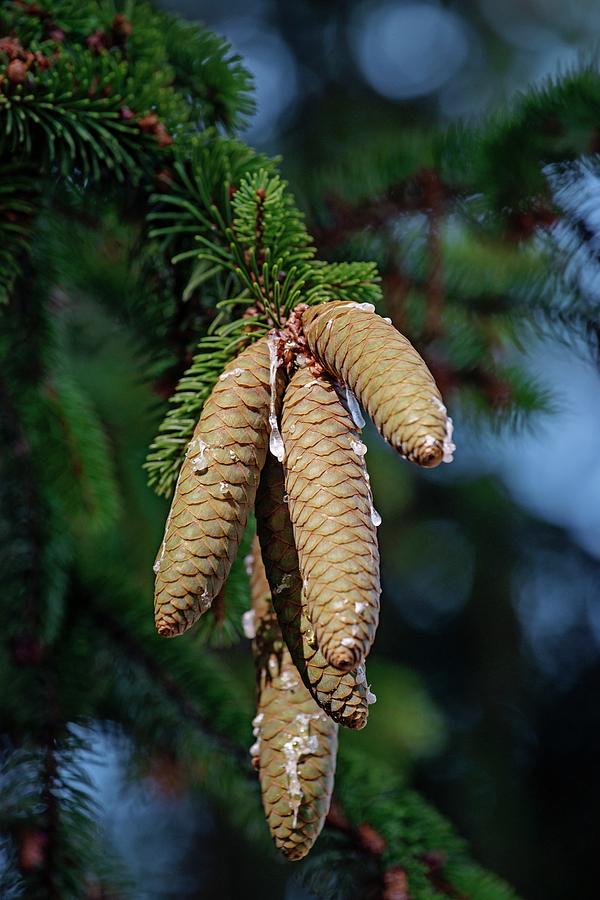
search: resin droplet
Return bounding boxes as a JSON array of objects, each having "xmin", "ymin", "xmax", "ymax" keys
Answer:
[
  {"xmin": 190, "ymin": 439, "xmax": 209, "ymax": 474},
  {"xmin": 430, "ymin": 396, "xmax": 455, "ymax": 464},
  {"xmin": 351, "ymin": 439, "xmax": 368, "ymax": 457},
  {"xmin": 219, "ymin": 367, "xmax": 246, "ymax": 381},
  {"xmin": 280, "ymin": 669, "xmax": 300, "ymax": 691},
  {"xmin": 283, "ymin": 713, "xmax": 321, "ymax": 828},
  {"xmin": 346, "ymin": 302, "xmax": 376, "ymax": 313},
  {"xmin": 267, "ymin": 334, "xmax": 285, "ymax": 462},
  {"xmin": 242, "ymin": 609, "xmax": 256, "ymax": 639},
  {"xmin": 443, "ymin": 417, "xmax": 455, "ymax": 464},
  {"xmin": 370, "ymin": 506, "xmax": 382, "ymax": 527},
  {"xmin": 345, "ymin": 386, "xmax": 365, "ymax": 429},
  {"xmin": 250, "ymin": 713, "xmax": 264, "ymax": 766}
]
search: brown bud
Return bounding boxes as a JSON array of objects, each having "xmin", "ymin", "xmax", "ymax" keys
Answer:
[
  {"xmin": 155, "ymin": 168, "xmax": 173, "ymax": 193},
  {"xmin": 356, "ymin": 822, "xmax": 386, "ymax": 856},
  {"xmin": 154, "ymin": 123, "xmax": 174, "ymax": 148},
  {"xmin": 119, "ymin": 106, "xmax": 134, "ymax": 120},
  {"xmin": 86, "ymin": 31, "xmax": 107, "ymax": 53},
  {"xmin": 18, "ymin": 829, "xmax": 48, "ymax": 872},
  {"xmin": 138, "ymin": 113, "xmax": 159, "ymax": 133},
  {"xmin": 47, "ymin": 27, "xmax": 65, "ymax": 42},
  {"xmin": 383, "ymin": 866, "xmax": 410, "ymax": 900},
  {"xmin": 34, "ymin": 52, "xmax": 52, "ymax": 70},
  {"xmin": 0, "ymin": 37, "xmax": 23, "ymax": 59},
  {"xmin": 7, "ymin": 59, "xmax": 28, "ymax": 83},
  {"xmin": 112, "ymin": 13, "xmax": 133, "ymax": 39}
]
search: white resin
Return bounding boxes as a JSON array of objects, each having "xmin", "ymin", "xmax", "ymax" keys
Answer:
[
  {"xmin": 219, "ymin": 367, "xmax": 246, "ymax": 381},
  {"xmin": 370, "ymin": 505, "xmax": 382, "ymax": 527},
  {"xmin": 345, "ymin": 386, "xmax": 365, "ymax": 428},
  {"xmin": 356, "ymin": 665, "xmax": 376, "ymax": 703},
  {"xmin": 283, "ymin": 713, "xmax": 321, "ymax": 828},
  {"xmin": 249, "ymin": 713, "xmax": 264, "ymax": 759},
  {"xmin": 350, "ymin": 439, "xmax": 368, "ymax": 457},
  {"xmin": 346, "ymin": 302, "xmax": 376, "ymax": 313},
  {"xmin": 190, "ymin": 438, "xmax": 209, "ymax": 473},
  {"xmin": 267, "ymin": 334, "xmax": 285, "ymax": 462},
  {"xmin": 429, "ymin": 396, "xmax": 456, "ymax": 464},
  {"xmin": 241, "ymin": 609, "xmax": 256, "ymax": 639},
  {"xmin": 443, "ymin": 417, "xmax": 456, "ymax": 464},
  {"xmin": 273, "ymin": 573, "xmax": 293, "ymax": 595},
  {"xmin": 279, "ymin": 669, "xmax": 299, "ymax": 691}
]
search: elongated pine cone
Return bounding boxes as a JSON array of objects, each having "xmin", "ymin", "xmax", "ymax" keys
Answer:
[
  {"xmin": 153, "ymin": 337, "xmax": 285, "ymax": 637},
  {"xmin": 302, "ymin": 301, "xmax": 454, "ymax": 467},
  {"xmin": 248, "ymin": 540, "xmax": 338, "ymax": 860},
  {"xmin": 256, "ymin": 454, "xmax": 371, "ymax": 729},
  {"xmin": 281, "ymin": 366, "xmax": 380, "ymax": 672}
]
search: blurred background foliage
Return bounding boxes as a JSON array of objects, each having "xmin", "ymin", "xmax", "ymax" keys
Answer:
[{"xmin": 1, "ymin": 0, "xmax": 600, "ymax": 898}]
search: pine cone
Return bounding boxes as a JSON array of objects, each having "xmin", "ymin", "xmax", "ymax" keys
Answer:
[
  {"xmin": 154, "ymin": 336, "xmax": 285, "ymax": 637},
  {"xmin": 302, "ymin": 301, "xmax": 453, "ymax": 467},
  {"xmin": 248, "ymin": 541, "xmax": 338, "ymax": 860},
  {"xmin": 255, "ymin": 454, "xmax": 371, "ymax": 729},
  {"xmin": 281, "ymin": 366, "xmax": 380, "ymax": 671}
]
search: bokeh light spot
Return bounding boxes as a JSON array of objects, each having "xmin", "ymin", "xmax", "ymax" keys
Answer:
[{"xmin": 351, "ymin": 1, "xmax": 469, "ymax": 100}]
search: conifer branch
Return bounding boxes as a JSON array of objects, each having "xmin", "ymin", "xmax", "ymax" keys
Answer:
[{"xmin": 88, "ymin": 603, "xmax": 247, "ymax": 763}]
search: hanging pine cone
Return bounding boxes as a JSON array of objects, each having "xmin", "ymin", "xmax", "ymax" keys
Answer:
[
  {"xmin": 153, "ymin": 298, "xmax": 453, "ymax": 860},
  {"xmin": 153, "ymin": 336, "xmax": 285, "ymax": 637},
  {"xmin": 255, "ymin": 454, "xmax": 371, "ymax": 729},
  {"xmin": 281, "ymin": 365, "xmax": 380, "ymax": 671},
  {"xmin": 302, "ymin": 301, "xmax": 454, "ymax": 467},
  {"xmin": 248, "ymin": 540, "xmax": 338, "ymax": 860}
]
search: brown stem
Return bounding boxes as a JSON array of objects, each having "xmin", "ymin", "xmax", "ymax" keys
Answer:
[
  {"xmin": 421, "ymin": 168, "xmax": 444, "ymax": 341},
  {"xmin": 41, "ymin": 667, "xmax": 60, "ymax": 900},
  {"xmin": 325, "ymin": 798, "xmax": 409, "ymax": 899},
  {"xmin": 382, "ymin": 255, "xmax": 410, "ymax": 334}
]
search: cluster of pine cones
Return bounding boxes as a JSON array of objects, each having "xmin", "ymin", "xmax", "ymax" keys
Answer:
[{"xmin": 153, "ymin": 300, "xmax": 454, "ymax": 859}]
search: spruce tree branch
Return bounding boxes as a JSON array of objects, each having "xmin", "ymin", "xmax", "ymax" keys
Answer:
[
  {"xmin": 325, "ymin": 798, "xmax": 467, "ymax": 900},
  {"xmin": 87, "ymin": 604, "xmax": 248, "ymax": 764}
]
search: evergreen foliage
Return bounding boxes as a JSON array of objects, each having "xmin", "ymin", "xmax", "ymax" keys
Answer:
[{"xmin": 0, "ymin": 0, "xmax": 597, "ymax": 896}]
